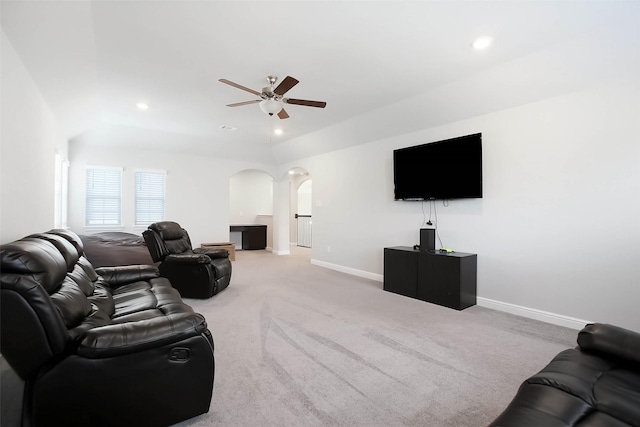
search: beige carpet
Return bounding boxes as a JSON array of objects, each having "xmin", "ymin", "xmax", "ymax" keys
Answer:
[{"xmin": 175, "ymin": 247, "xmax": 577, "ymax": 427}]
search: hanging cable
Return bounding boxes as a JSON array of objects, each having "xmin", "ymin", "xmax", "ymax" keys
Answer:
[{"xmin": 433, "ymin": 200, "xmax": 445, "ymax": 249}]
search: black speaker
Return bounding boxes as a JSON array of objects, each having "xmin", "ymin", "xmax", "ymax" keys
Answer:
[{"xmin": 420, "ymin": 228, "xmax": 435, "ymax": 251}]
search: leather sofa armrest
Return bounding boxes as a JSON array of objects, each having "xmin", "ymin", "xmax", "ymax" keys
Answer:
[
  {"xmin": 95, "ymin": 265, "xmax": 160, "ymax": 287},
  {"xmin": 164, "ymin": 253, "xmax": 211, "ymax": 264},
  {"xmin": 577, "ymin": 323, "xmax": 640, "ymax": 365},
  {"xmin": 193, "ymin": 247, "xmax": 229, "ymax": 260},
  {"xmin": 77, "ymin": 312, "xmax": 208, "ymax": 358}
]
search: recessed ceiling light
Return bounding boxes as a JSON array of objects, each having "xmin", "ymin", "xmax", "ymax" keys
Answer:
[
  {"xmin": 274, "ymin": 128, "xmax": 283, "ymax": 135},
  {"xmin": 220, "ymin": 125, "xmax": 238, "ymax": 131},
  {"xmin": 472, "ymin": 36, "xmax": 493, "ymax": 50},
  {"xmin": 136, "ymin": 102, "xmax": 149, "ymax": 110}
]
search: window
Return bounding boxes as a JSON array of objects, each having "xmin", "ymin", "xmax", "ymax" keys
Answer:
[
  {"xmin": 54, "ymin": 152, "xmax": 69, "ymax": 228},
  {"xmin": 86, "ymin": 166, "xmax": 122, "ymax": 226},
  {"xmin": 135, "ymin": 171, "xmax": 166, "ymax": 226}
]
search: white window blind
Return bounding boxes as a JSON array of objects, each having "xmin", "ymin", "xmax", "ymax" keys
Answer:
[
  {"xmin": 135, "ymin": 171, "xmax": 166, "ymax": 226},
  {"xmin": 86, "ymin": 167, "xmax": 122, "ymax": 226}
]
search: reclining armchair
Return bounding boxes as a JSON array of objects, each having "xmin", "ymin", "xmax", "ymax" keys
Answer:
[{"xmin": 143, "ymin": 221, "xmax": 232, "ymax": 298}]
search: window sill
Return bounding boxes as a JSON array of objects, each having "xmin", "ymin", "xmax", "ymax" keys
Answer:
[{"xmin": 83, "ymin": 226, "xmax": 125, "ymax": 233}]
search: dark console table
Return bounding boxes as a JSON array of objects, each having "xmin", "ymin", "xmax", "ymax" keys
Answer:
[
  {"xmin": 383, "ymin": 246, "xmax": 477, "ymax": 310},
  {"xmin": 230, "ymin": 224, "xmax": 267, "ymax": 250}
]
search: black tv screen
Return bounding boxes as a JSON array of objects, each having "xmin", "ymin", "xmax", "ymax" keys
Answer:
[{"xmin": 393, "ymin": 133, "xmax": 483, "ymax": 200}]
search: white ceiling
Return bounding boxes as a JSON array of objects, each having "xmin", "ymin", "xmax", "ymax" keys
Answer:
[{"xmin": 2, "ymin": 1, "xmax": 638, "ymax": 164}]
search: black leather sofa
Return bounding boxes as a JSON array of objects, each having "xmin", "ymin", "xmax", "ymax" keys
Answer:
[
  {"xmin": 489, "ymin": 323, "xmax": 640, "ymax": 427},
  {"xmin": 0, "ymin": 229, "xmax": 215, "ymax": 427}
]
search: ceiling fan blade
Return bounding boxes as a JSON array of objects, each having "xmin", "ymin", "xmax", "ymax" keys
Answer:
[
  {"xmin": 219, "ymin": 79, "xmax": 262, "ymax": 97},
  {"xmin": 277, "ymin": 109, "xmax": 290, "ymax": 119},
  {"xmin": 226, "ymin": 100, "xmax": 261, "ymax": 107},
  {"xmin": 274, "ymin": 76, "xmax": 299, "ymax": 96},
  {"xmin": 284, "ymin": 98, "xmax": 327, "ymax": 108}
]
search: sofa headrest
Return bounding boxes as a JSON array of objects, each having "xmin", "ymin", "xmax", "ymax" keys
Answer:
[
  {"xmin": 0, "ymin": 238, "xmax": 67, "ymax": 293},
  {"xmin": 46, "ymin": 229, "xmax": 85, "ymax": 256},
  {"xmin": 578, "ymin": 323, "xmax": 640, "ymax": 366},
  {"xmin": 28, "ymin": 233, "xmax": 80, "ymax": 272},
  {"xmin": 149, "ymin": 221, "xmax": 185, "ymax": 241}
]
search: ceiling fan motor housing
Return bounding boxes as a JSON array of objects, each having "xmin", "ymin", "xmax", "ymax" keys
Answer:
[{"xmin": 261, "ymin": 87, "xmax": 278, "ymax": 100}]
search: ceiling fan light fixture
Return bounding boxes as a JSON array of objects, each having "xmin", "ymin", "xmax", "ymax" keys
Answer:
[{"xmin": 259, "ymin": 99, "xmax": 283, "ymax": 116}]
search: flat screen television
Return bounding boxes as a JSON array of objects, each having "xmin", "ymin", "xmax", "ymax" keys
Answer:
[{"xmin": 393, "ymin": 133, "xmax": 483, "ymax": 200}]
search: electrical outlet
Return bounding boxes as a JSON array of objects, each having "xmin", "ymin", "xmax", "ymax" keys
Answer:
[{"xmin": 327, "ymin": 246, "xmax": 331, "ymax": 253}]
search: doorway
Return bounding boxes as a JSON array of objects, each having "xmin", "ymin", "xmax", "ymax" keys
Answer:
[
  {"xmin": 296, "ymin": 179, "xmax": 312, "ymax": 248},
  {"xmin": 229, "ymin": 169, "xmax": 274, "ymax": 251}
]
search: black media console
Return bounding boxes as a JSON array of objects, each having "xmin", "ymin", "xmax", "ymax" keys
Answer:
[
  {"xmin": 383, "ymin": 246, "xmax": 477, "ymax": 310},
  {"xmin": 230, "ymin": 224, "xmax": 267, "ymax": 250}
]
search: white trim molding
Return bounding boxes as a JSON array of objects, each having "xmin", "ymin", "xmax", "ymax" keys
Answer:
[
  {"xmin": 310, "ymin": 259, "xmax": 383, "ymax": 282},
  {"xmin": 476, "ymin": 297, "xmax": 590, "ymax": 330}
]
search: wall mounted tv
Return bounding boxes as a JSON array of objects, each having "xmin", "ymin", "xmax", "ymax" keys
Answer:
[{"xmin": 393, "ymin": 133, "xmax": 483, "ymax": 200}]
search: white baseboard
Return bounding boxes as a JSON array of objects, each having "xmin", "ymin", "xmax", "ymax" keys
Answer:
[
  {"xmin": 476, "ymin": 297, "xmax": 590, "ymax": 330},
  {"xmin": 310, "ymin": 259, "xmax": 589, "ymax": 330},
  {"xmin": 310, "ymin": 259, "xmax": 383, "ymax": 282},
  {"xmin": 273, "ymin": 249, "xmax": 291, "ymax": 255}
]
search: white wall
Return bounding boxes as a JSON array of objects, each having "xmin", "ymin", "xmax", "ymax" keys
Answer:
[
  {"xmin": 68, "ymin": 140, "xmax": 276, "ymax": 247},
  {"xmin": 285, "ymin": 80, "xmax": 640, "ymax": 332},
  {"xmin": 0, "ymin": 30, "xmax": 67, "ymax": 243},
  {"xmin": 228, "ymin": 170, "xmax": 273, "ymax": 224}
]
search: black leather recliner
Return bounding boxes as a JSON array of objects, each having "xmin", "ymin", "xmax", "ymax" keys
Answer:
[
  {"xmin": 0, "ymin": 229, "xmax": 215, "ymax": 427},
  {"xmin": 143, "ymin": 221, "xmax": 232, "ymax": 298}
]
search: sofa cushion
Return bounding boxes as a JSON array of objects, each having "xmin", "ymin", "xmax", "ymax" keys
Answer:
[
  {"xmin": 67, "ymin": 263, "xmax": 96, "ymax": 296},
  {"xmin": 593, "ymin": 367, "xmax": 640, "ymax": 426},
  {"xmin": 88, "ymin": 282, "xmax": 115, "ymax": 316},
  {"xmin": 49, "ymin": 277, "xmax": 92, "ymax": 328},
  {"xmin": 526, "ymin": 348, "xmax": 614, "ymax": 406},
  {"xmin": 68, "ymin": 305, "xmax": 112, "ymax": 340},
  {"xmin": 110, "ymin": 277, "xmax": 186, "ymax": 318}
]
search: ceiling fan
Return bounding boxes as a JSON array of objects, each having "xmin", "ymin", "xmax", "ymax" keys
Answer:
[{"xmin": 219, "ymin": 75, "xmax": 326, "ymax": 119}]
